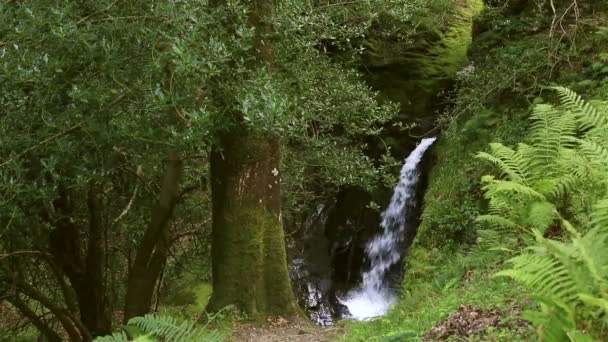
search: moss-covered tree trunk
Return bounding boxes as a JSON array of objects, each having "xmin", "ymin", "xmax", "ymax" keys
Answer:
[{"xmin": 206, "ymin": 0, "xmax": 298, "ymax": 318}]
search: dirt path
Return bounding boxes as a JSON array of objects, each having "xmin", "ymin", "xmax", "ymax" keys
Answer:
[{"xmin": 231, "ymin": 316, "xmax": 344, "ymax": 342}]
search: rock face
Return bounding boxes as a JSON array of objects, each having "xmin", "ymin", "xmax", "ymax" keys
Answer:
[
  {"xmin": 288, "ymin": 150, "xmax": 434, "ymax": 324},
  {"xmin": 288, "ymin": 189, "xmax": 380, "ymax": 325}
]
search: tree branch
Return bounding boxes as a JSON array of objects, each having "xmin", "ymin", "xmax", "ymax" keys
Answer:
[
  {"xmin": 0, "ymin": 251, "xmax": 51, "ymax": 263},
  {"xmin": 7, "ymin": 296, "xmax": 63, "ymax": 342},
  {"xmin": 112, "ymin": 167, "xmax": 141, "ymax": 226},
  {"xmin": 8, "ymin": 278, "xmax": 86, "ymax": 341},
  {"xmin": 0, "ymin": 121, "xmax": 84, "ymax": 169}
]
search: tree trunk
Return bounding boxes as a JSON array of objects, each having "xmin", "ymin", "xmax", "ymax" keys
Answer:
[
  {"xmin": 81, "ymin": 184, "xmax": 111, "ymax": 336},
  {"xmin": 207, "ymin": 130, "xmax": 298, "ymax": 317},
  {"xmin": 48, "ymin": 185, "xmax": 110, "ymax": 338},
  {"xmin": 123, "ymin": 152, "xmax": 182, "ymax": 322},
  {"xmin": 207, "ymin": 0, "xmax": 297, "ymax": 318}
]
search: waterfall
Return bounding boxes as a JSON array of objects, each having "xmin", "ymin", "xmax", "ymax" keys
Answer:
[{"xmin": 340, "ymin": 137, "xmax": 437, "ymax": 320}]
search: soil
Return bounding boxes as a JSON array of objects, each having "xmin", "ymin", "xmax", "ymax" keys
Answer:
[
  {"xmin": 231, "ymin": 316, "xmax": 343, "ymax": 342},
  {"xmin": 422, "ymin": 304, "xmax": 531, "ymax": 341}
]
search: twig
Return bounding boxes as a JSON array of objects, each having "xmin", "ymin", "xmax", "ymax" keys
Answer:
[
  {"xmin": 549, "ymin": 0, "xmax": 558, "ymax": 39},
  {"xmin": 0, "ymin": 208, "xmax": 16, "ymax": 241},
  {"xmin": 0, "ymin": 251, "xmax": 51, "ymax": 263},
  {"xmin": 313, "ymin": 0, "xmax": 370, "ymax": 11},
  {"xmin": 76, "ymin": 0, "xmax": 119, "ymax": 24},
  {"xmin": 0, "ymin": 121, "xmax": 84, "ymax": 169},
  {"xmin": 112, "ymin": 166, "xmax": 142, "ymax": 226}
]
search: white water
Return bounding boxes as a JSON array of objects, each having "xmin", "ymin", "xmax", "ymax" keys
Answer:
[{"xmin": 340, "ymin": 137, "xmax": 437, "ymax": 320}]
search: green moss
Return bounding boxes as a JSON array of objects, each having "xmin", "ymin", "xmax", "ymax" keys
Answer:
[
  {"xmin": 207, "ymin": 202, "xmax": 298, "ymax": 319},
  {"xmin": 420, "ymin": 0, "xmax": 484, "ymax": 80}
]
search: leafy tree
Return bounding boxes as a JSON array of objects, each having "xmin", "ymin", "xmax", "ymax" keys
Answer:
[
  {"xmin": 0, "ymin": 0, "xmax": 250, "ymax": 337},
  {"xmin": 204, "ymin": 0, "xmax": 299, "ymax": 317},
  {"xmin": 0, "ymin": 0, "xmax": 407, "ymax": 338}
]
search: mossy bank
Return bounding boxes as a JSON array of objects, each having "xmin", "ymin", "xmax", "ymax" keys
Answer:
[{"xmin": 342, "ymin": 1, "xmax": 608, "ymax": 341}]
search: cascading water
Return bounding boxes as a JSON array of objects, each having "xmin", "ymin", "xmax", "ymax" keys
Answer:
[{"xmin": 340, "ymin": 137, "xmax": 437, "ymax": 320}]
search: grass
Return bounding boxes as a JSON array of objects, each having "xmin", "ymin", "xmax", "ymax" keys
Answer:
[{"xmin": 339, "ymin": 245, "xmax": 534, "ymax": 341}]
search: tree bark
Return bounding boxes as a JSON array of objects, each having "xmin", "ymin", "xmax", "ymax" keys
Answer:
[
  {"xmin": 48, "ymin": 185, "xmax": 110, "ymax": 338},
  {"xmin": 207, "ymin": 132, "xmax": 298, "ymax": 317},
  {"xmin": 82, "ymin": 184, "xmax": 111, "ymax": 336},
  {"xmin": 123, "ymin": 151, "xmax": 182, "ymax": 322},
  {"xmin": 206, "ymin": 0, "xmax": 298, "ymax": 318}
]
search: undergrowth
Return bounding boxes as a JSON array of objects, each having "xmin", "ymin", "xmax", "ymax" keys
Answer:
[
  {"xmin": 342, "ymin": 1, "xmax": 608, "ymax": 341},
  {"xmin": 340, "ymin": 244, "xmax": 533, "ymax": 341}
]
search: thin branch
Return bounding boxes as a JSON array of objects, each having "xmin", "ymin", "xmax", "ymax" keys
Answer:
[
  {"xmin": 0, "ymin": 121, "xmax": 84, "ymax": 169},
  {"xmin": 76, "ymin": 0, "xmax": 119, "ymax": 24},
  {"xmin": 549, "ymin": 0, "xmax": 558, "ymax": 39},
  {"xmin": 112, "ymin": 166, "xmax": 142, "ymax": 226},
  {"xmin": 0, "ymin": 251, "xmax": 51, "ymax": 263},
  {"xmin": 0, "ymin": 208, "xmax": 17, "ymax": 241},
  {"xmin": 7, "ymin": 296, "xmax": 62, "ymax": 342},
  {"xmin": 313, "ymin": 0, "xmax": 370, "ymax": 11},
  {"xmin": 8, "ymin": 278, "xmax": 86, "ymax": 341}
]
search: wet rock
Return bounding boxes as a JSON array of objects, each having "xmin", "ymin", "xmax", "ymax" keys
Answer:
[{"xmin": 288, "ymin": 189, "xmax": 382, "ymax": 325}]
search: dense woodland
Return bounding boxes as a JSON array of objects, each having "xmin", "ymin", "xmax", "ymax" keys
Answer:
[{"xmin": 1, "ymin": 0, "xmax": 608, "ymax": 341}]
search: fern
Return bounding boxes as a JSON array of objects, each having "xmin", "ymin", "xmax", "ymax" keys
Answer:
[
  {"xmin": 552, "ymin": 86, "xmax": 607, "ymax": 130},
  {"xmin": 529, "ymin": 102, "xmax": 578, "ymax": 171},
  {"xmin": 576, "ymin": 139, "xmax": 608, "ymax": 174},
  {"xmin": 591, "ymin": 199, "xmax": 608, "ymax": 227},
  {"xmin": 94, "ymin": 332, "xmax": 130, "ymax": 342},
  {"xmin": 129, "ymin": 314, "xmax": 223, "ymax": 342},
  {"xmin": 479, "ymin": 87, "xmax": 608, "ymax": 340},
  {"xmin": 476, "ymin": 143, "xmax": 530, "ymax": 183},
  {"xmin": 476, "ymin": 214, "xmax": 520, "ymax": 230},
  {"xmin": 93, "ymin": 314, "xmax": 223, "ymax": 342}
]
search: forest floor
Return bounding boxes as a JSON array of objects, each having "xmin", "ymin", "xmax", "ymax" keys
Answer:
[{"xmin": 231, "ymin": 316, "xmax": 344, "ymax": 342}]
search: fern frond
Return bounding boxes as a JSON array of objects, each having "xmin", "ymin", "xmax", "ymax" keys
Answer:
[
  {"xmin": 576, "ymin": 138, "xmax": 608, "ymax": 171},
  {"xmin": 486, "ymin": 196, "xmax": 513, "ymax": 216},
  {"xmin": 524, "ymin": 201, "xmax": 556, "ymax": 231},
  {"xmin": 476, "ymin": 214, "xmax": 519, "ymax": 229},
  {"xmin": 497, "ymin": 253, "xmax": 579, "ymax": 304},
  {"xmin": 93, "ymin": 332, "xmax": 130, "ymax": 342},
  {"xmin": 591, "ymin": 199, "xmax": 608, "ymax": 228},
  {"xmin": 483, "ymin": 179, "xmax": 546, "ymax": 200},
  {"xmin": 544, "ymin": 174, "xmax": 581, "ymax": 200},
  {"xmin": 574, "ymin": 227, "xmax": 608, "ymax": 295},
  {"xmin": 479, "ymin": 87, "xmax": 608, "ymax": 341},
  {"xmin": 579, "ymin": 294, "xmax": 608, "ymax": 313},
  {"xmin": 529, "ymin": 103, "xmax": 578, "ymax": 171},
  {"xmin": 128, "ymin": 314, "xmax": 223, "ymax": 342},
  {"xmin": 476, "ymin": 143, "xmax": 529, "ymax": 183},
  {"xmin": 523, "ymin": 296, "xmax": 575, "ymax": 342},
  {"xmin": 552, "ymin": 86, "xmax": 607, "ymax": 130}
]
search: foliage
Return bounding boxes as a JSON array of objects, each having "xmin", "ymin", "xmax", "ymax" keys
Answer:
[
  {"xmin": 477, "ymin": 87, "xmax": 608, "ymax": 340},
  {"xmin": 94, "ymin": 314, "xmax": 222, "ymax": 342},
  {"xmin": 0, "ymin": 0, "xmax": 415, "ymax": 337},
  {"xmin": 347, "ymin": 4, "xmax": 608, "ymax": 342}
]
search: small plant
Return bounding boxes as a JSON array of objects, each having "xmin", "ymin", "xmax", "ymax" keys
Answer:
[{"xmin": 94, "ymin": 314, "xmax": 223, "ymax": 342}]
